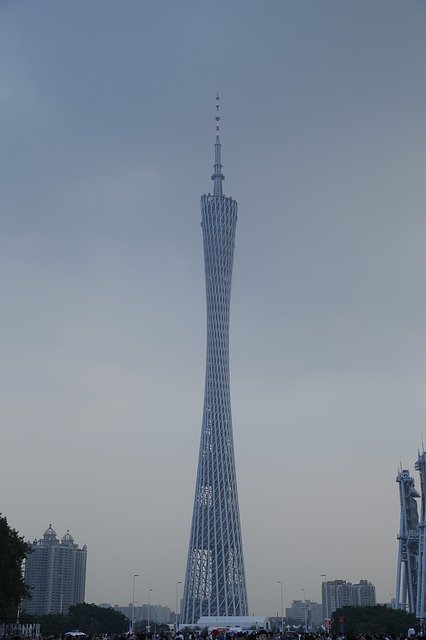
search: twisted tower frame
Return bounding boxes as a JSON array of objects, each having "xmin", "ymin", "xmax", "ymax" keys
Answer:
[{"xmin": 181, "ymin": 98, "xmax": 248, "ymax": 624}]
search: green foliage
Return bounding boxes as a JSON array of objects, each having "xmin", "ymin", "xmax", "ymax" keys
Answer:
[
  {"xmin": 21, "ymin": 602, "xmax": 129, "ymax": 636},
  {"xmin": 0, "ymin": 514, "xmax": 31, "ymax": 618},
  {"xmin": 331, "ymin": 605, "xmax": 417, "ymax": 635},
  {"xmin": 20, "ymin": 603, "xmax": 129, "ymax": 635},
  {"xmin": 28, "ymin": 613, "xmax": 70, "ymax": 636},
  {"xmin": 69, "ymin": 603, "xmax": 129, "ymax": 634}
]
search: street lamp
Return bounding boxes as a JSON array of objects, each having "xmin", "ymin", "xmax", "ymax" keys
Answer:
[
  {"xmin": 147, "ymin": 588, "xmax": 153, "ymax": 634},
  {"xmin": 132, "ymin": 574, "xmax": 139, "ymax": 634},
  {"xmin": 277, "ymin": 581, "xmax": 284, "ymax": 634},
  {"xmin": 321, "ymin": 574, "xmax": 329, "ymax": 633},
  {"xmin": 175, "ymin": 581, "xmax": 182, "ymax": 633},
  {"xmin": 301, "ymin": 589, "xmax": 307, "ymax": 631}
]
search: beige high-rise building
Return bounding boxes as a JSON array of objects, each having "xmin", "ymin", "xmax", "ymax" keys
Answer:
[
  {"xmin": 23, "ymin": 525, "xmax": 87, "ymax": 615},
  {"xmin": 322, "ymin": 579, "xmax": 376, "ymax": 619}
]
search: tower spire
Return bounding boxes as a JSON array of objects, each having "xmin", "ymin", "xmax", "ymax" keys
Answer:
[{"xmin": 211, "ymin": 93, "xmax": 225, "ymax": 196}]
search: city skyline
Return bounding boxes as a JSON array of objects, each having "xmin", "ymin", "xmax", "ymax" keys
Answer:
[{"xmin": 1, "ymin": 0, "xmax": 426, "ymax": 615}]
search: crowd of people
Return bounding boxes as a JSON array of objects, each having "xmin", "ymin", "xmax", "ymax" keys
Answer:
[
  {"xmin": 2, "ymin": 632, "xmax": 422, "ymax": 640},
  {"xmin": 1, "ymin": 627, "xmax": 423, "ymax": 640}
]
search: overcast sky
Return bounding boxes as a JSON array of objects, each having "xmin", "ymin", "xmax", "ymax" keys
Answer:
[{"xmin": 1, "ymin": 0, "xmax": 426, "ymax": 617}]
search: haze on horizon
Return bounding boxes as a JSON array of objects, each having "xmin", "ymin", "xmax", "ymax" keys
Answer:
[{"xmin": 1, "ymin": 0, "xmax": 426, "ymax": 616}]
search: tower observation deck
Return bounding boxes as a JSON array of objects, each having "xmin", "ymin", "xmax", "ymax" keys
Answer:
[{"xmin": 181, "ymin": 97, "xmax": 249, "ymax": 624}]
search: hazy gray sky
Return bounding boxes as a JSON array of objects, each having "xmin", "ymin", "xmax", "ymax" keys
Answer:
[{"xmin": 1, "ymin": 0, "xmax": 426, "ymax": 617}]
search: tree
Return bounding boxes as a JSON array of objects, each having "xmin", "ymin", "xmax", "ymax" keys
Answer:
[
  {"xmin": 0, "ymin": 514, "xmax": 31, "ymax": 619},
  {"xmin": 33, "ymin": 613, "xmax": 71, "ymax": 636},
  {"xmin": 69, "ymin": 603, "xmax": 129, "ymax": 634},
  {"xmin": 331, "ymin": 605, "xmax": 417, "ymax": 636}
]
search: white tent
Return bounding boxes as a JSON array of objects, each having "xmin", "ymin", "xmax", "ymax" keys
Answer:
[{"xmin": 197, "ymin": 617, "xmax": 271, "ymax": 631}]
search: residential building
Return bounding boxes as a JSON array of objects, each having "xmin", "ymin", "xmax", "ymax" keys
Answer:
[
  {"xmin": 23, "ymin": 525, "xmax": 87, "ymax": 615},
  {"xmin": 322, "ymin": 579, "xmax": 376, "ymax": 618}
]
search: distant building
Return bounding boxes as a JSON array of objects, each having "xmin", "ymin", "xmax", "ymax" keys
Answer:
[
  {"xmin": 285, "ymin": 600, "xmax": 323, "ymax": 628},
  {"xmin": 23, "ymin": 525, "xmax": 87, "ymax": 615},
  {"xmin": 352, "ymin": 580, "xmax": 377, "ymax": 607},
  {"xmin": 322, "ymin": 579, "xmax": 376, "ymax": 618},
  {"xmin": 100, "ymin": 604, "xmax": 171, "ymax": 625}
]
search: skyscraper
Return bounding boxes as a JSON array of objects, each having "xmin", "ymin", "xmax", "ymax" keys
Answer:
[
  {"xmin": 23, "ymin": 525, "xmax": 87, "ymax": 615},
  {"xmin": 321, "ymin": 579, "xmax": 376, "ymax": 618},
  {"xmin": 181, "ymin": 98, "xmax": 248, "ymax": 624}
]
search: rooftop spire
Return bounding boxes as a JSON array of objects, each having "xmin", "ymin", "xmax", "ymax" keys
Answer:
[{"xmin": 211, "ymin": 93, "xmax": 225, "ymax": 196}]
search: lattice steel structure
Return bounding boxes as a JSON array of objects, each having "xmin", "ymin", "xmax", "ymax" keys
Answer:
[
  {"xmin": 181, "ymin": 98, "xmax": 248, "ymax": 624},
  {"xmin": 415, "ymin": 451, "xmax": 426, "ymax": 622},
  {"xmin": 395, "ymin": 468, "xmax": 420, "ymax": 613}
]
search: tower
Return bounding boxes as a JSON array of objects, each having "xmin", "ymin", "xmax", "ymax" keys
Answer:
[
  {"xmin": 395, "ymin": 469, "xmax": 420, "ymax": 613},
  {"xmin": 415, "ymin": 450, "xmax": 426, "ymax": 621},
  {"xmin": 181, "ymin": 97, "xmax": 248, "ymax": 624}
]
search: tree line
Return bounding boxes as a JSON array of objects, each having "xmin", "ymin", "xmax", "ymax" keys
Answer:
[
  {"xmin": 19, "ymin": 603, "xmax": 129, "ymax": 635},
  {"xmin": 331, "ymin": 606, "xmax": 417, "ymax": 635}
]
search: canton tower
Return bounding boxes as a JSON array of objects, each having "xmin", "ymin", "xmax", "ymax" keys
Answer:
[{"xmin": 181, "ymin": 97, "xmax": 248, "ymax": 624}]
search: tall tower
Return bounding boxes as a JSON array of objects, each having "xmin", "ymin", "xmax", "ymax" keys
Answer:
[
  {"xmin": 395, "ymin": 469, "xmax": 420, "ymax": 613},
  {"xmin": 181, "ymin": 97, "xmax": 248, "ymax": 624},
  {"xmin": 416, "ymin": 450, "xmax": 426, "ymax": 622}
]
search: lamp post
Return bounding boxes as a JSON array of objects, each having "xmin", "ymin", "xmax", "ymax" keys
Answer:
[
  {"xmin": 132, "ymin": 574, "xmax": 140, "ymax": 633},
  {"xmin": 132, "ymin": 574, "xmax": 139, "ymax": 634},
  {"xmin": 175, "ymin": 581, "xmax": 182, "ymax": 633},
  {"xmin": 147, "ymin": 588, "xmax": 153, "ymax": 633},
  {"xmin": 321, "ymin": 574, "xmax": 329, "ymax": 633},
  {"xmin": 301, "ymin": 588, "xmax": 307, "ymax": 631},
  {"xmin": 277, "ymin": 581, "xmax": 284, "ymax": 634}
]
